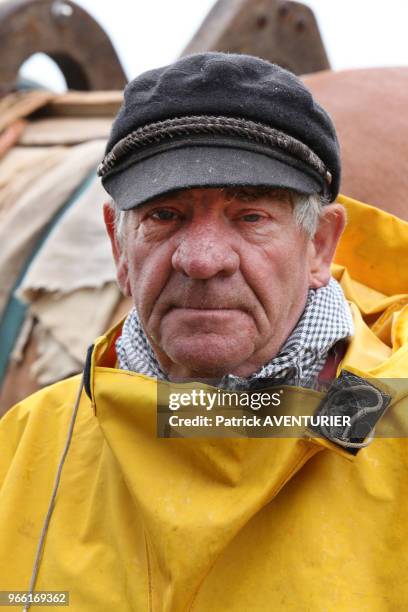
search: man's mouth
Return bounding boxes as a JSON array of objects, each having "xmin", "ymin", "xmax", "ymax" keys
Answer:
[
  {"xmin": 162, "ymin": 307, "xmax": 252, "ymax": 329},
  {"xmin": 166, "ymin": 306, "xmax": 248, "ymax": 315}
]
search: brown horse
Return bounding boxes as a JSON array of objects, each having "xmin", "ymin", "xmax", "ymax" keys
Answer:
[
  {"xmin": 1, "ymin": 67, "xmax": 407, "ymax": 414},
  {"xmin": 303, "ymin": 67, "xmax": 408, "ymax": 221}
]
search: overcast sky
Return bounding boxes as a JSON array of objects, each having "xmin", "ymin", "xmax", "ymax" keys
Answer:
[{"xmin": 21, "ymin": 0, "xmax": 408, "ymax": 89}]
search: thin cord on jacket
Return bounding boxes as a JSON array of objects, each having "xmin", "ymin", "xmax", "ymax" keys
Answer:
[{"xmin": 22, "ymin": 376, "xmax": 85, "ymax": 612}]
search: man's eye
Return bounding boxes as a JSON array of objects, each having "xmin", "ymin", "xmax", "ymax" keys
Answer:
[
  {"xmin": 241, "ymin": 213, "xmax": 263, "ymax": 222},
  {"xmin": 150, "ymin": 209, "xmax": 179, "ymax": 221}
]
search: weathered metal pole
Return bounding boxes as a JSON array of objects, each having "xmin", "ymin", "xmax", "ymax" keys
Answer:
[
  {"xmin": 181, "ymin": 0, "xmax": 330, "ymax": 75},
  {"xmin": 0, "ymin": 0, "xmax": 127, "ymax": 94}
]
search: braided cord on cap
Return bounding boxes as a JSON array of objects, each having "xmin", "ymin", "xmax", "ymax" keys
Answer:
[{"xmin": 98, "ymin": 115, "xmax": 332, "ymax": 187}]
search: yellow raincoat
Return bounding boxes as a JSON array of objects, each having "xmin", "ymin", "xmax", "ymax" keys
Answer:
[{"xmin": 0, "ymin": 195, "xmax": 407, "ymax": 611}]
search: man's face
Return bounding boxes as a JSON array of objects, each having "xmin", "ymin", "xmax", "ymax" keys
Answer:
[{"xmin": 106, "ymin": 187, "xmax": 342, "ymax": 379}]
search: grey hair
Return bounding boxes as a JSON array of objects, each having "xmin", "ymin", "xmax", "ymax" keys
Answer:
[
  {"xmin": 109, "ymin": 190, "xmax": 327, "ymax": 245},
  {"xmin": 109, "ymin": 199, "xmax": 127, "ymax": 247},
  {"xmin": 292, "ymin": 192, "xmax": 327, "ymax": 237}
]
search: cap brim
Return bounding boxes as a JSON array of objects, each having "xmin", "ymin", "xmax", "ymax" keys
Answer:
[{"xmin": 102, "ymin": 145, "xmax": 323, "ymax": 210}]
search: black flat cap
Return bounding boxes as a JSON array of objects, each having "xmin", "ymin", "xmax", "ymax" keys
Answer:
[{"xmin": 98, "ymin": 52, "xmax": 341, "ymax": 208}]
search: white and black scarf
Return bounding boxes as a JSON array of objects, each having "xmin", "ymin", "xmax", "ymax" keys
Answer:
[{"xmin": 116, "ymin": 277, "xmax": 354, "ymax": 389}]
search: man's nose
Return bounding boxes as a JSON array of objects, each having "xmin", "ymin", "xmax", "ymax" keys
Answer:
[{"xmin": 171, "ymin": 222, "xmax": 240, "ymax": 279}]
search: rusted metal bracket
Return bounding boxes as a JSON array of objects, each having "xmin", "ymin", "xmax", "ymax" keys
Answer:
[
  {"xmin": 181, "ymin": 0, "xmax": 330, "ymax": 75},
  {"xmin": 0, "ymin": 0, "xmax": 127, "ymax": 94}
]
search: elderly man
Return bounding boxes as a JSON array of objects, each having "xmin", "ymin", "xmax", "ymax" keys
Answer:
[
  {"xmin": 100, "ymin": 52, "xmax": 351, "ymax": 389},
  {"xmin": 1, "ymin": 53, "xmax": 407, "ymax": 611}
]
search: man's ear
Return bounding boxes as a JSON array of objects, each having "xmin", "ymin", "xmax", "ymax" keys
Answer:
[
  {"xmin": 308, "ymin": 203, "xmax": 346, "ymax": 289},
  {"xmin": 103, "ymin": 202, "xmax": 131, "ymax": 296}
]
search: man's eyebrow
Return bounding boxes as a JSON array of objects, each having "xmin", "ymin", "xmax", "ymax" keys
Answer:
[
  {"xmin": 141, "ymin": 189, "xmax": 190, "ymax": 208},
  {"xmin": 134, "ymin": 193, "xmax": 179, "ymax": 214},
  {"xmin": 224, "ymin": 186, "xmax": 293, "ymax": 203}
]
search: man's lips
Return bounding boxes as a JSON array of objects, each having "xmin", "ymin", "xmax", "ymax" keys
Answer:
[
  {"xmin": 162, "ymin": 307, "xmax": 252, "ymax": 327},
  {"xmin": 165, "ymin": 307, "xmax": 248, "ymax": 315}
]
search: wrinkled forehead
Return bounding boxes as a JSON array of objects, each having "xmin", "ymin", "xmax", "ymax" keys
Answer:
[{"xmin": 130, "ymin": 185, "xmax": 295, "ymax": 212}]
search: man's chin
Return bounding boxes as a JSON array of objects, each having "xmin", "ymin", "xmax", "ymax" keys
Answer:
[{"xmin": 161, "ymin": 333, "xmax": 254, "ymax": 378}]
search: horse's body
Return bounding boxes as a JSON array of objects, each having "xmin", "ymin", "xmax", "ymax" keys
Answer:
[
  {"xmin": 303, "ymin": 67, "xmax": 408, "ymax": 221},
  {"xmin": 1, "ymin": 67, "xmax": 407, "ymax": 414}
]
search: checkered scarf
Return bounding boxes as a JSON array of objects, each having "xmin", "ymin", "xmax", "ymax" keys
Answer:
[{"xmin": 116, "ymin": 277, "xmax": 354, "ymax": 389}]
